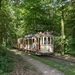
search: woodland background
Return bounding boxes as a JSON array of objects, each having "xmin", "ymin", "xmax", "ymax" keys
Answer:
[{"xmin": 0, "ymin": 0, "xmax": 75, "ymax": 55}]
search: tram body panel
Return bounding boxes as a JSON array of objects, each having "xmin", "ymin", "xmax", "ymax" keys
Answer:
[
  {"xmin": 39, "ymin": 45, "xmax": 54, "ymax": 53},
  {"xmin": 40, "ymin": 45, "xmax": 47, "ymax": 53}
]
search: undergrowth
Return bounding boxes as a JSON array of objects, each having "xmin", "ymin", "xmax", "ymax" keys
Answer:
[{"xmin": 0, "ymin": 45, "xmax": 15, "ymax": 75}]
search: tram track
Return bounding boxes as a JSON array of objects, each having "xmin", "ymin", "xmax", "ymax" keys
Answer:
[
  {"xmin": 51, "ymin": 55, "xmax": 75, "ymax": 63},
  {"xmin": 38, "ymin": 55, "xmax": 75, "ymax": 71},
  {"xmin": 13, "ymin": 48, "xmax": 75, "ymax": 63},
  {"xmin": 39, "ymin": 54, "xmax": 75, "ymax": 63}
]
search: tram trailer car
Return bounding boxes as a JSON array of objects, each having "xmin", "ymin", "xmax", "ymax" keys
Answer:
[
  {"xmin": 12, "ymin": 31, "xmax": 54, "ymax": 55},
  {"xmin": 12, "ymin": 38, "xmax": 24, "ymax": 49}
]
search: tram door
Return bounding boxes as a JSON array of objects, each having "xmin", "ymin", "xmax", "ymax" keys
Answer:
[
  {"xmin": 36, "ymin": 38, "xmax": 40, "ymax": 50},
  {"xmin": 48, "ymin": 37, "xmax": 54, "ymax": 53},
  {"xmin": 44, "ymin": 37, "xmax": 50, "ymax": 52},
  {"xmin": 40, "ymin": 37, "xmax": 47, "ymax": 53}
]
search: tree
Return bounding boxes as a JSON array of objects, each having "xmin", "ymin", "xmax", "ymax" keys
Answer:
[{"xmin": 0, "ymin": 0, "xmax": 2, "ymax": 44}]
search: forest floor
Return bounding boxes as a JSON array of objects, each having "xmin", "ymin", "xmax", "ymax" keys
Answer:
[{"xmin": 9, "ymin": 53, "xmax": 42, "ymax": 75}]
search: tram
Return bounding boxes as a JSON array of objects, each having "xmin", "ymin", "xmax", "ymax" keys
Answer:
[{"xmin": 12, "ymin": 31, "xmax": 54, "ymax": 55}]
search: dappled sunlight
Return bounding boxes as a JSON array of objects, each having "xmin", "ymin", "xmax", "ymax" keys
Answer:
[
  {"xmin": 15, "ymin": 51, "xmax": 22, "ymax": 54},
  {"xmin": 70, "ymin": 63, "xmax": 74, "ymax": 66},
  {"xmin": 10, "ymin": 49, "xmax": 22, "ymax": 54},
  {"xmin": 10, "ymin": 49, "xmax": 17, "ymax": 51},
  {"xmin": 65, "ymin": 56, "xmax": 70, "ymax": 59},
  {"xmin": 43, "ymin": 69, "xmax": 64, "ymax": 75},
  {"xmin": 29, "ymin": 58, "xmax": 33, "ymax": 60},
  {"xmin": 44, "ymin": 71, "xmax": 48, "ymax": 74},
  {"xmin": 58, "ymin": 64, "xmax": 75, "ymax": 75},
  {"xmin": 69, "ymin": 69, "xmax": 75, "ymax": 75},
  {"xmin": 28, "ymin": 53, "xmax": 31, "ymax": 55}
]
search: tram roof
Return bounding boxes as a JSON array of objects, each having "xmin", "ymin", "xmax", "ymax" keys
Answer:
[
  {"xmin": 34, "ymin": 33, "xmax": 53, "ymax": 37},
  {"xmin": 24, "ymin": 31, "xmax": 53, "ymax": 38},
  {"xmin": 24, "ymin": 34, "xmax": 34, "ymax": 38}
]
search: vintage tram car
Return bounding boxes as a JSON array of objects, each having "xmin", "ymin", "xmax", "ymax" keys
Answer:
[{"xmin": 12, "ymin": 31, "xmax": 54, "ymax": 55}]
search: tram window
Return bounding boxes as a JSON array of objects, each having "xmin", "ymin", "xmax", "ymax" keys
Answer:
[
  {"xmin": 48, "ymin": 38, "xmax": 50, "ymax": 44},
  {"xmin": 44, "ymin": 38, "xmax": 46, "ymax": 44},
  {"xmin": 50, "ymin": 37, "xmax": 53, "ymax": 44},
  {"xmin": 24, "ymin": 40, "xmax": 25, "ymax": 44},
  {"xmin": 41, "ymin": 37, "xmax": 43, "ymax": 44},
  {"xmin": 29, "ymin": 39, "xmax": 32, "ymax": 44},
  {"xmin": 26, "ymin": 40, "xmax": 27, "ymax": 44},
  {"xmin": 33, "ymin": 39, "xmax": 34, "ymax": 43},
  {"xmin": 36, "ymin": 38, "xmax": 38, "ymax": 42},
  {"xmin": 51, "ymin": 38, "xmax": 53, "ymax": 44}
]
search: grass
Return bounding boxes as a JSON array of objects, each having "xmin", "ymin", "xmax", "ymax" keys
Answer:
[
  {"xmin": 23, "ymin": 62, "xmax": 37, "ymax": 72},
  {"xmin": 26, "ymin": 54, "xmax": 75, "ymax": 75},
  {"xmin": 23, "ymin": 64, "xmax": 30, "ymax": 70}
]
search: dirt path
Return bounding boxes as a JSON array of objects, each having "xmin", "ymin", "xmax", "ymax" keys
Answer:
[
  {"xmin": 9, "ymin": 49, "xmax": 42, "ymax": 75},
  {"xmin": 10, "ymin": 49, "xmax": 64, "ymax": 75}
]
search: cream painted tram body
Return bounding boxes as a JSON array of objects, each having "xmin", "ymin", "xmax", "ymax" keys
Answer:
[
  {"xmin": 23, "ymin": 31, "xmax": 54, "ymax": 55},
  {"xmin": 12, "ymin": 31, "xmax": 54, "ymax": 55}
]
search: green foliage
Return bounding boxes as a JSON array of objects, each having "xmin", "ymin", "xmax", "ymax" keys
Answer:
[
  {"xmin": 31, "ymin": 67, "xmax": 37, "ymax": 72},
  {"xmin": 54, "ymin": 36, "xmax": 75, "ymax": 56},
  {"xmin": 16, "ymin": 54, "xmax": 26, "ymax": 63},
  {"xmin": 0, "ymin": 46, "xmax": 14, "ymax": 73},
  {"xmin": 64, "ymin": 36, "xmax": 75, "ymax": 56},
  {"xmin": 23, "ymin": 64, "xmax": 37, "ymax": 72},
  {"xmin": 0, "ymin": 0, "xmax": 75, "ymax": 56},
  {"xmin": 23, "ymin": 65, "xmax": 30, "ymax": 70},
  {"xmin": 54, "ymin": 36, "xmax": 61, "ymax": 53}
]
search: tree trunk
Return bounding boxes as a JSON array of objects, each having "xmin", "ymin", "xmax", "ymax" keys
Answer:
[
  {"xmin": 0, "ymin": 28, "xmax": 2, "ymax": 44},
  {"xmin": 0, "ymin": 0, "xmax": 2, "ymax": 10},
  {"xmin": 61, "ymin": 5, "xmax": 65, "ymax": 55},
  {"xmin": 0, "ymin": 0, "xmax": 2, "ymax": 44}
]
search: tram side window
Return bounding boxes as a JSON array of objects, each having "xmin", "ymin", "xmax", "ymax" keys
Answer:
[
  {"xmin": 48, "ymin": 37, "xmax": 50, "ymax": 44},
  {"xmin": 49, "ymin": 37, "xmax": 54, "ymax": 45},
  {"xmin": 25, "ymin": 40, "xmax": 28, "ymax": 44},
  {"xmin": 24, "ymin": 40, "xmax": 25, "ymax": 45},
  {"xmin": 44, "ymin": 38, "xmax": 46, "ymax": 44},
  {"xmin": 29, "ymin": 39, "xmax": 32, "ymax": 45},
  {"xmin": 51, "ymin": 38, "xmax": 53, "ymax": 44}
]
